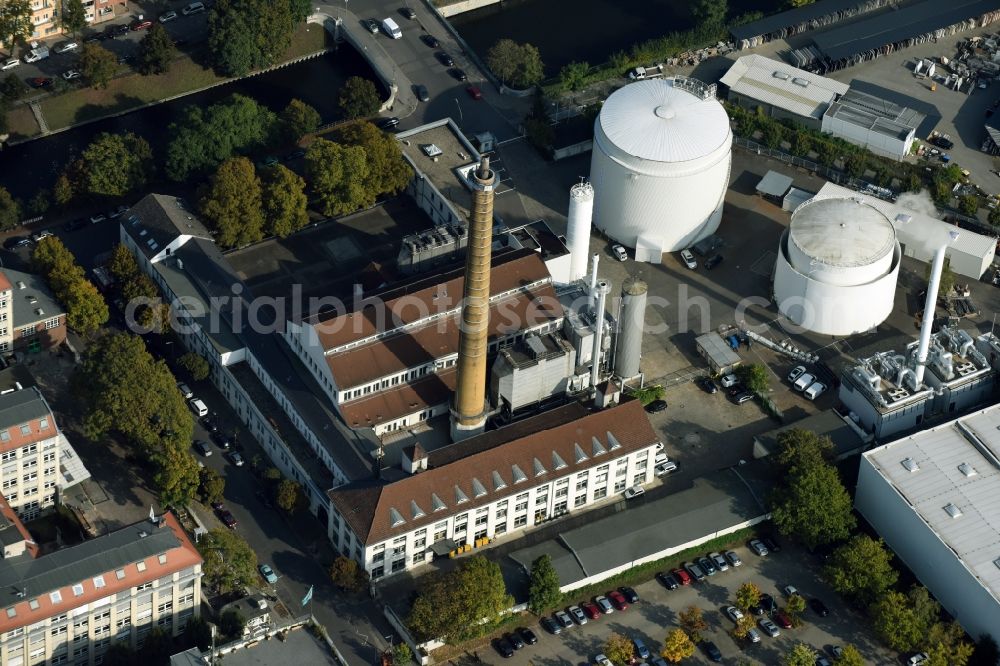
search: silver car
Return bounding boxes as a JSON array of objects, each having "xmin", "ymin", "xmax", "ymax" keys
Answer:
[
  {"xmin": 710, "ymin": 551, "xmax": 729, "ymax": 571},
  {"xmin": 748, "ymin": 539, "xmax": 769, "ymax": 556},
  {"xmin": 725, "ymin": 550, "xmax": 742, "ymax": 567},
  {"xmin": 758, "ymin": 618, "xmax": 780, "ymax": 638},
  {"xmin": 746, "ymin": 627, "xmax": 761, "ymax": 643},
  {"xmin": 567, "ymin": 605, "xmax": 587, "ymax": 625},
  {"xmin": 594, "ymin": 595, "xmax": 613, "ymax": 614}
]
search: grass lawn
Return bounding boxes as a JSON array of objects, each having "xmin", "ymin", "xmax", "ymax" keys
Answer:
[
  {"xmin": 40, "ymin": 24, "xmax": 330, "ymax": 131},
  {"xmin": 5, "ymin": 105, "xmax": 40, "ymax": 140}
]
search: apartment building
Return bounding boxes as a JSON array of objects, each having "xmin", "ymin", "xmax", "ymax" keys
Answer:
[
  {"xmin": 327, "ymin": 400, "xmax": 662, "ymax": 579},
  {"xmin": 0, "ymin": 269, "xmax": 67, "ymax": 354},
  {"xmin": 25, "ymin": 0, "xmax": 126, "ymax": 43},
  {"xmin": 0, "ymin": 510, "xmax": 202, "ymax": 666}
]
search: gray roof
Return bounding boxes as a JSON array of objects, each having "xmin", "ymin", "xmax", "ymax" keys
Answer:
[
  {"xmin": 182, "ymin": 625, "xmax": 339, "ymax": 665},
  {"xmin": 824, "ymin": 89, "xmax": 923, "ymax": 140},
  {"xmin": 813, "ymin": 0, "xmax": 999, "ymax": 63},
  {"xmin": 730, "ymin": 0, "xmax": 870, "ymax": 41},
  {"xmin": 508, "ymin": 463, "xmax": 773, "ymax": 588},
  {"xmin": 126, "ymin": 194, "xmax": 212, "ymax": 259},
  {"xmin": 5, "ymin": 269, "xmax": 64, "ymax": 329},
  {"xmin": 756, "ymin": 170, "xmax": 794, "ymax": 198},
  {"xmin": 0, "ymin": 518, "xmax": 179, "ymax": 608},
  {"xmin": 720, "ymin": 54, "xmax": 848, "ymax": 120},
  {"xmin": 0, "ymin": 386, "xmax": 50, "ymax": 431},
  {"xmin": 754, "ymin": 410, "xmax": 867, "ymax": 460}
]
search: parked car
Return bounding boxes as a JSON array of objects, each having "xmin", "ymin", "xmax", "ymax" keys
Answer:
[
  {"xmin": 55, "ymin": 41, "xmax": 78, "ymax": 53},
  {"xmin": 619, "ymin": 586, "xmax": 639, "ymax": 603},
  {"xmin": 660, "ymin": 570, "xmax": 684, "ymax": 593},
  {"xmin": 703, "ymin": 641, "xmax": 722, "ymax": 662},
  {"xmin": 612, "ymin": 244, "xmax": 628, "ymax": 261},
  {"xmin": 516, "ymin": 627, "xmax": 537, "ymax": 645},
  {"xmin": 415, "ymin": 84, "xmax": 429, "ymax": 102},
  {"xmin": 493, "ymin": 637, "xmax": 514, "ymax": 658},
  {"xmin": 194, "ymin": 440, "xmax": 212, "ymax": 457},
  {"xmin": 505, "ymin": 631, "xmax": 525, "ymax": 650},
  {"xmin": 931, "ymin": 136, "xmax": 953, "ymax": 149},
  {"xmin": 567, "ymin": 605, "xmax": 587, "ymax": 625},
  {"xmin": 210, "ymin": 501, "xmax": 225, "ymax": 512},
  {"xmin": 783, "ymin": 585, "xmax": 799, "ymax": 598},
  {"xmin": 3, "ymin": 236, "xmax": 30, "ymax": 250},
  {"xmin": 654, "ymin": 460, "xmax": 677, "ymax": 476},
  {"xmin": 804, "ymin": 381, "xmax": 827, "ymax": 400},
  {"xmin": 28, "ymin": 77, "xmax": 53, "ymax": 88},
  {"xmin": 633, "ymin": 638, "xmax": 651, "ymax": 660},
  {"xmin": 210, "ymin": 431, "xmax": 232, "ymax": 449},
  {"xmin": 726, "ymin": 606, "xmax": 744, "ymax": 623},
  {"xmin": 229, "ymin": 451, "xmax": 245, "ymax": 467},
  {"xmin": 420, "ymin": 34, "xmax": 439, "ymax": 48},
  {"xmin": 400, "ymin": 6, "xmax": 416, "ymax": 19},
  {"xmin": 774, "ymin": 610, "xmax": 793, "ymax": 628},
  {"xmin": 762, "ymin": 535, "xmax": 781, "ymax": 552},
  {"xmin": 594, "ymin": 655, "xmax": 613, "ymax": 666},
  {"xmin": 908, "ymin": 653, "xmax": 929, "ymax": 665},
  {"xmin": 107, "ymin": 204, "xmax": 129, "ymax": 218},
  {"xmin": 607, "ymin": 590, "xmax": 628, "ymax": 611},
  {"xmin": 731, "ymin": 390, "xmax": 753, "ymax": 405},
  {"xmin": 201, "ymin": 415, "xmax": 219, "ymax": 432},
  {"xmin": 725, "ymin": 550, "xmax": 742, "ymax": 567},
  {"xmin": 748, "ymin": 538, "xmax": 768, "ymax": 556},
  {"xmin": 218, "ymin": 510, "xmax": 237, "ymax": 528},
  {"xmin": 159, "ymin": 10, "xmax": 178, "ymax": 22},
  {"xmin": 697, "ymin": 376, "xmax": 717, "ymax": 394},
  {"xmin": 283, "ymin": 149, "xmax": 306, "ymax": 162},
  {"xmin": 363, "ymin": 18, "xmax": 379, "ymax": 33},
  {"xmin": 787, "ymin": 365, "xmax": 806, "ymax": 383},
  {"xmin": 466, "ymin": 85, "xmax": 483, "ymax": 100},
  {"xmin": 449, "ymin": 67, "xmax": 467, "ymax": 81},
  {"xmin": 754, "ymin": 593, "xmax": 777, "ymax": 616},
  {"xmin": 1, "ymin": 59, "xmax": 19, "ymax": 70},
  {"xmin": 683, "ymin": 561, "xmax": 706, "ymax": 582},
  {"xmin": 816, "ymin": 657, "xmax": 832, "ymax": 666},
  {"xmin": 131, "ymin": 19, "xmax": 153, "ymax": 31},
  {"xmin": 581, "ymin": 601, "xmax": 601, "ymax": 620},
  {"xmin": 644, "ymin": 399, "xmax": 667, "ymax": 413},
  {"xmin": 720, "ymin": 374, "xmax": 738, "ymax": 388},
  {"xmin": 594, "ymin": 595, "xmax": 613, "ymax": 614},
  {"xmin": 758, "ymin": 618, "xmax": 780, "ymax": 638},
  {"xmin": 745, "ymin": 627, "xmax": 761, "ymax": 643},
  {"xmin": 793, "ymin": 372, "xmax": 816, "ymax": 391},
  {"xmin": 670, "ymin": 568, "xmax": 691, "ymax": 585},
  {"xmin": 30, "ymin": 230, "xmax": 52, "ymax": 243},
  {"xmin": 540, "ymin": 616, "xmax": 561, "ymax": 635},
  {"xmin": 810, "ymin": 598, "xmax": 830, "ymax": 617},
  {"xmin": 377, "ymin": 116, "xmax": 400, "ymax": 130},
  {"xmin": 704, "ymin": 253, "xmax": 723, "ymax": 269},
  {"xmin": 554, "ymin": 610, "xmax": 574, "ymax": 628},
  {"xmin": 177, "ymin": 383, "xmax": 194, "ymax": 399},
  {"xmin": 258, "ymin": 563, "xmax": 278, "ymax": 584},
  {"xmin": 698, "ymin": 556, "xmax": 717, "ymax": 576},
  {"xmin": 62, "ymin": 69, "xmax": 81, "ymax": 80},
  {"xmin": 710, "ymin": 552, "xmax": 729, "ymax": 571},
  {"xmin": 623, "ymin": 485, "xmax": 644, "ymax": 499},
  {"xmin": 680, "ymin": 249, "xmax": 697, "ymax": 269}
]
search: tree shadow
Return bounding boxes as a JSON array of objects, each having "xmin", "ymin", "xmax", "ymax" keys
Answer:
[{"xmin": 73, "ymin": 93, "xmax": 147, "ymax": 125}]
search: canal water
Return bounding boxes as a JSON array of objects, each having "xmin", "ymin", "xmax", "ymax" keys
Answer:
[
  {"xmin": 451, "ymin": 0, "xmax": 776, "ymax": 74},
  {"xmin": 3, "ymin": 47, "xmax": 378, "ymax": 201}
]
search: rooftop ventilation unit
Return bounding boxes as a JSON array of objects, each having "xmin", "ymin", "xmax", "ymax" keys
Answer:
[
  {"xmin": 901, "ymin": 457, "xmax": 919, "ymax": 473},
  {"xmin": 944, "ymin": 503, "xmax": 962, "ymax": 519},
  {"xmin": 15, "ymin": 282, "xmax": 25, "ymax": 290},
  {"xmin": 886, "ymin": 388, "xmax": 911, "ymax": 402},
  {"xmin": 773, "ymin": 71, "xmax": 790, "ymax": 80},
  {"xmin": 958, "ymin": 462, "xmax": 977, "ymax": 477}
]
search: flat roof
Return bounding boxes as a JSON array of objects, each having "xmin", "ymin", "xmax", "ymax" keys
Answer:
[
  {"xmin": 172, "ymin": 626, "xmax": 339, "ymax": 665},
  {"xmin": 756, "ymin": 170, "xmax": 794, "ymax": 198},
  {"xmin": 825, "ymin": 89, "xmax": 924, "ymax": 140},
  {"xmin": 813, "ymin": 0, "xmax": 1000, "ymax": 63},
  {"xmin": 397, "ymin": 120, "xmax": 479, "ymax": 220},
  {"xmin": 730, "ymin": 0, "xmax": 872, "ymax": 40},
  {"xmin": 755, "ymin": 411, "xmax": 866, "ymax": 459},
  {"xmin": 721, "ymin": 54, "xmax": 849, "ymax": 120},
  {"xmin": 863, "ymin": 404, "xmax": 1000, "ymax": 605},
  {"xmin": 696, "ymin": 332, "xmax": 741, "ymax": 368}
]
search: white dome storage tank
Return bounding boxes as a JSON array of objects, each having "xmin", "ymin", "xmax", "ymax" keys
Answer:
[
  {"xmin": 589, "ymin": 77, "xmax": 732, "ymax": 260},
  {"xmin": 774, "ymin": 197, "xmax": 901, "ymax": 336}
]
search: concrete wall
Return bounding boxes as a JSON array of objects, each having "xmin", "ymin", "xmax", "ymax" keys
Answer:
[
  {"xmin": 436, "ymin": 0, "xmax": 502, "ymax": 17},
  {"xmin": 856, "ymin": 455, "xmax": 1000, "ymax": 642},
  {"xmin": 821, "ymin": 115, "xmax": 911, "ymax": 161}
]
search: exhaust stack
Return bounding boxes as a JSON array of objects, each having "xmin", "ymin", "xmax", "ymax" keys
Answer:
[
  {"xmin": 914, "ymin": 231, "xmax": 959, "ymax": 388},
  {"xmin": 591, "ymin": 280, "xmax": 611, "ymax": 389}
]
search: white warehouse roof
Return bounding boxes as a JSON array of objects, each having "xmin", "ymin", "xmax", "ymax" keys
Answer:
[
  {"xmin": 720, "ymin": 54, "xmax": 849, "ymax": 120},
  {"xmin": 597, "ymin": 78, "xmax": 730, "ymax": 163},
  {"xmin": 863, "ymin": 406, "xmax": 1000, "ymax": 606}
]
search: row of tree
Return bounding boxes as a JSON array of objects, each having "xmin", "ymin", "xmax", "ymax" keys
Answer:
[
  {"xmin": 32, "ymin": 236, "xmax": 109, "ymax": 335},
  {"xmin": 207, "ymin": 0, "xmax": 310, "ymax": 77}
]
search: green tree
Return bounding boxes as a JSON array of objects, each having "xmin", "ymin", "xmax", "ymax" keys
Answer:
[
  {"xmin": 825, "ymin": 535, "xmax": 898, "ymax": 606},
  {"xmin": 76, "ymin": 132, "xmax": 153, "ymax": 197},
  {"xmin": 959, "ymin": 195, "xmax": 979, "ymax": 217},
  {"xmin": 199, "ymin": 467, "xmax": 225, "ymax": 505},
  {"xmin": 989, "ymin": 206, "xmax": 1000, "ymax": 227},
  {"xmin": 1, "ymin": 73, "xmax": 28, "ymax": 101},
  {"xmin": 199, "ymin": 157, "xmax": 265, "ymax": 248},
  {"xmin": 0, "ymin": 0, "xmax": 33, "ymax": 57},
  {"xmin": 138, "ymin": 628, "xmax": 173, "ymax": 664},
  {"xmin": 60, "ymin": 0, "xmax": 87, "ymax": 36},
  {"xmin": 783, "ymin": 643, "xmax": 817, "ymax": 666},
  {"xmin": 926, "ymin": 621, "xmax": 974, "ymax": 666},
  {"xmin": 527, "ymin": 554, "xmax": 561, "ymax": 614},
  {"xmin": 179, "ymin": 352, "xmax": 211, "ymax": 382},
  {"xmin": 27, "ymin": 189, "xmax": 48, "ymax": 216},
  {"xmin": 218, "ymin": 609, "xmax": 245, "ymax": 638},
  {"xmin": 207, "ymin": 0, "xmax": 295, "ymax": 77},
  {"xmin": 198, "ymin": 528, "xmax": 258, "ymax": 593},
  {"xmin": 335, "ymin": 121, "xmax": 413, "ymax": 200},
  {"xmin": 834, "ymin": 645, "xmax": 865, "ymax": 666},
  {"xmin": 774, "ymin": 428, "xmax": 833, "ymax": 469},
  {"xmin": 604, "ymin": 632, "xmax": 635, "ymax": 665},
  {"xmin": 305, "ymin": 138, "xmax": 369, "ymax": 217},
  {"xmin": 0, "ymin": 186, "xmax": 20, "ymax": 230},
  {"xmin": 731, "ymin": 614, "xmax": 756, "ymax": 641},
  {"xmin": 486, "ymin": 39, "xmax": 543, "ymax": 88},
  {"xmin": 137, "ymin": 23, "xmax": 174, "ymax": 75},
  {"xmin": 103, "ymin": 643, "xmax": 134, "ymax": 666},
  {"xmin": 185, "ymin": 616, "xmax": 213, "ymax": 651},
  {"xmin": 261, "ymin": 164, "xmax": 308, "ymax": 237},
  {"xmin": 785, "ymin": 593, "xmax": 806, "ymax": 622},
  {"xmin": 679, "ymin": 606, "xmax": 707, "ymax": 644},
  {"xmin": 53, "ymin": 174, "xmax": 74, "ymax": 207},
  {"xmin": 559, "ymin": 61, "xmax": 590, "ymax": 91},
  {"xmin": 329, "ymin": 555, "xmax": 368, "ymax": 593},
  {"xmin": 870, "ymin": 589, "xmax": 931, "ymax": 652},
  {"xmin": 33, "ymin": 236, "xmax": 82, "ymax": 287},
  {"xmin": 736, "ymin": 363, "xmax": 769, "ymax": 394},
  {"xmin": 691, "ymin": 0, "xmax": 728, "ymax": 25},
  {"xmin": 280, "ymin": 98, "xmax": 321, "ymax": 143},
  {"xmin": 63, "ymin": 278, "xmax": 110, "ymax": 335},
  {"xmin": 735, "ymin": 582, "xmax": 762, "ymax": 611},
  {"xmin": 79, "ymin": 43, "xmax": 118, "ymax": 89},
  {"xmin": 166, "ymin": 94, "xmax": 277, "ymax": 181},
  {"xmin": 661, "ymin": 628, "xmax": 695, "ymax": 662},
  {"xmin": 108, "ymin": 244, "xmax": 140, "ymax": 283},
  {"xmin": 338, "ymin": 76, "xmax": 381, "ymax": 119},
  {"xmin": 770, "ymin": 441, "xmax": 855, "ymax": 549},
  {"xmin": 275, "ymin": 478, "xmax": 303, "ymax": 513},
  {"xmin": 392, "ymin": 643, "xmax": 413, "ymax": 666}
]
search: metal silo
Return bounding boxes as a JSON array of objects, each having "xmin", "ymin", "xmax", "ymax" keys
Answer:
[
  {"xmin": 566, "ymin": 182, "xmax": 594, "ymax": 282},
  {"xmin": 615, "ymin": 278, "xmax": 647, "ymax": 379}
]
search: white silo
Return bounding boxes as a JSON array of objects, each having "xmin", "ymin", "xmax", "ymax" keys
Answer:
[
  {"xmin": 774, "ymin": 197, "xmax": 901, "ymax": 336},
  {"xmin": 566, "ymin": 182, "xmax": 594, "ymax": 282},
  {"xmin": 589, "ymin": 77, "xmax": 732, "ymax": 261},
  {"xmin": 615, "ymin": 278, "xmax": 647, "ymax": 379}
]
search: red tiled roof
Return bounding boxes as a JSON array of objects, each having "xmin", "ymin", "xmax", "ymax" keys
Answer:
[{"xmin": 328, "ymin": 400, "xmax": 659, "ymax": 544}]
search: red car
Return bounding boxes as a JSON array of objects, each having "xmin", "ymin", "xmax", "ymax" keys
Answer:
[
  {"xmin": 581, "ymin": 601, "xmax": 601, "ymax": 620},
  {"xmin": 131, "ymin": 20, "xmax": 153, "ymax": 30},
  {"xmin": 671, "ymin": 568, "xmax": 692, "ymax": 585},
  {"xmin": 466, "ymin": 85, "xmax": 482, "ymax": 100},
  {"xmin": 217, "ymin": 509, "xmax": 237, "ymax": 529},
  {"xmin": 607, "ymin": 590, "xmax": 628, "ymax": 611},
  {"xmin": 774, "ymin": 610, "xmax": 793, "ymax": 629}
]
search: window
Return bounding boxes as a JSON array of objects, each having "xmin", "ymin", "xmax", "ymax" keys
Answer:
[
  {"xmin": 574, "ymin": 494, "xmax": 587, "ymax": 507},
  {"xmin": 19, "ymin": 424, "xmax": 30, "ymax": 436},
  {"xmin": 576, "ymin": 477, "xmax": 588, "ymax": 491},
  {"xmin": 514, "ymin": 499, "xmax": 528, "ymax": 512},
  {"xmin": 513, "ymin": 514, "xmax": 527, "ymax": 527},
  {"xmin": 371, "ymin": 566, "xmax": 384, "ymax": 580},
  {"xmin": 93, "ymin": 576, "xmax": 106, "ymax": 589},
  {"xmin": 475, "ymin": 513, "xmax": 488, "ymax": 526},
  {"xmin": 614, "ymin": 479, "xmax": 627, "ymax": 493},
  {"xmin": 136, "ymin": 562, "xmax": 147, "ymax": 573},
  {"xmin": 135, "ymin": 582, "xmax": 152, "ymax": 592},
  {"xmin": 555, "ymin": 486, "xmax": 568, "ymax": 498},
  {"xmin": 72, "ymin": 583, "xmax": 84, "ymax": 597},
  {"xmin": 115, "ymin": 569, "xmax": 125, "ymax": 581},
  {"xmin": 45, "ymin": 318, "xmax": 60, "ymax": 330},
  {"xmin": 50, "ymin": 590, "xmax": 62, "ymax": 604},
  {"xmin": 20, "ymin": 326, "xmax": 35, "ymax": 338},
  {"xmin": 594, "ymin": 486, "xmax": 607, "ymax": 500},
  {"xmin": 51, "ymin": 625, "xmax": 68, "ymax": 636},
  {"xmin": 157, "ymin": 602, "xmax": 172, "ymax": 613},
  {"xmin": 632, "ymin": 473, "xmax": 645, "ymax": 486},
  {"xmin": 43, "ymin": 452, "xmax": 55, "ymax": 463},
  {"xmin": 0, "ymin": 448, "xmax": 12, "ymax": 458},
  {"xmin": 22, "ymin": 471, "xmax": 36, "ymax": 482},
  {"xmin": 38, "ymin": 418, "xmax": 48, "ymax": 430}
]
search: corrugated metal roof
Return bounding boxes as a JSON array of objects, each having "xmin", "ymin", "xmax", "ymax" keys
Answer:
[
  {"xmin": 864, "ymin": 405, "xmax": 1000, "ymax": 605},
  {"xmin": 730, "ymin": 0, "xmax": 872, "ymax": 41},
  {"xmin": 720, "ymin": 54, "xmax": 849, "ymax": 120},
  {"xmin": 598, "ymin": 79, "xmax": 730, "ymax": 163}
]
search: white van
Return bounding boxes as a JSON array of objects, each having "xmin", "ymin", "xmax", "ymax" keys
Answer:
[
  {"xmin": 182, "ymin": 2, "xmax": 205, "ymax": 15},
  {"xmin": 189, "ymin": 398, "xmax": 208, "ymax": 417},
  {"xmin": 382, "ymin": 17, "xmax": 402, "ymax": 39}
]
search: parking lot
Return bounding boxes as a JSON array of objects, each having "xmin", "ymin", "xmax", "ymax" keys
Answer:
[{"xmin": 489, "ymin": 540, "xmax": 897, "ymax": 665}]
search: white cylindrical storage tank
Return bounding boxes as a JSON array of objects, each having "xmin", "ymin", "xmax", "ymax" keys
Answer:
[
  {"xmin": 615, "ymin": 278, "xmax": 647, "ymax": 379},
  {"xmin": 566, "ymin": 182, "xmax": 594, "ymax": 282},
  {"xmin": 774, "ymin": 197, "xmax": 900, "ymax": 336},
  {"xmin": 590, "ymin": 77, "xmax": 732, "ymax": 258}
]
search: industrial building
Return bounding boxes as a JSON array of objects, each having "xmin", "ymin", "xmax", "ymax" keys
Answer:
[
  {"xmin": 720, "ymin": 54, "xmax": 849, "ymax": 129},
  {"xmin": 856, "ymin": 405, "xmax": 1000, "ymax": 644},
  {"xmin": 590, "ymin": 77, "xmax": 732, "ymax": 262},
  {"xmin": 326, "ymin": 400, "xmax": 662, "ymax": 579},
  {"xmin": 773, "ymin": 196, "xmax": 901, "ymax": 336},
  {"xmin": 729, "ymin": 0, "xmax": 892, "ymax": 51},
  {"xmin": 821, "ymin": 89, "xmax": 923, "ymax": 160},
  {"xmin": 816, "ymin": 183, "xmax": 997, "ymax": 279}
]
